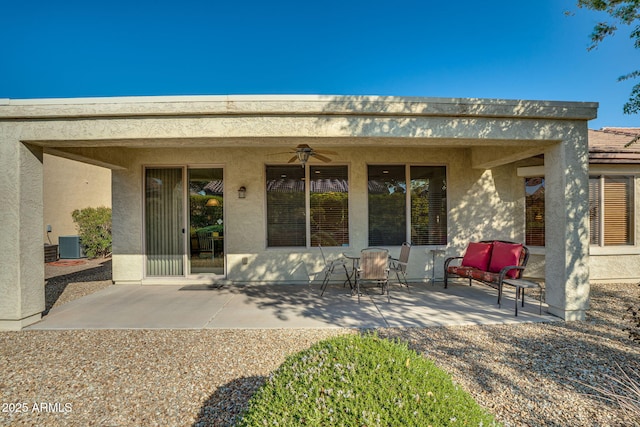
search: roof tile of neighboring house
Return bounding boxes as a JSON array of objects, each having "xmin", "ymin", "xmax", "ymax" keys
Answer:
[{"xmin": 589, "ymin": 127, "xmax": 640, "ymax": 163}]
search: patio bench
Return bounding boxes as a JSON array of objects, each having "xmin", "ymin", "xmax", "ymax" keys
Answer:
[{"xmin": 444, "ymin": 240, "xmax": 529, "ymax": 306}]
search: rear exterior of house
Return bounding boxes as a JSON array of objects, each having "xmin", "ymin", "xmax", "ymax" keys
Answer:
[{"xmin": 0, "ymin": 95, "xmax": 597, "ymax": 329}]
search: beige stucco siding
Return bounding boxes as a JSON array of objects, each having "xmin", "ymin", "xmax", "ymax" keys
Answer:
[{"xmin": 43, "ymin": 154, "xmax": 111, "ymax": 245}]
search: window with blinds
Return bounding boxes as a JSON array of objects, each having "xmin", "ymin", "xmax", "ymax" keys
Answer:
[
  {"xmin": 410, "ymin": 166, "xmax": 447, "ymax": 245},
  {"xmin": 589, "ymin": 177, "xmax": 601, "ymax": 246},
  {"xmin": 266, "ymin": 165, "xmax": 350, "ymax": 247},
  {"xmin": 525, "ymin": 177, "xmax": 545, "ymax": 247},
  {"xmin": 368, "ymin": 165, "xmax": 447, "ymax": 246},
  {"xmin": 310, "ymin": 166, "xmax": 349, "ymax": 247},
  {"xmin": 266, "ymin": 166, "xmax": 306, "ymax": 247},
  {"xmin": 589, "ymin": 175, "xmax": 634, "ymax": 246},
  {"xmin": 368, "ymin": 166, "xmax": 407, "ymax": 246}
]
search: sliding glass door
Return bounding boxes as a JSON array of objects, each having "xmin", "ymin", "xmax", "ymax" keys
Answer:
[
  {"xmin": 188, "ymin": 168, "xmax": 224, "ymax": 275},
  {"xmin": 145, "ymin": 167, "xmax": 225, "ymax": 277}
]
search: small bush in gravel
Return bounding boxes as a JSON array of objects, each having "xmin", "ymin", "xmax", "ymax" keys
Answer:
[
  {"xmin": 72, "ymin": 206, "xmax": 112, "ymax": 258},
  {"xmin": 624, "ymin": 282, "xmax": 640, "ymax": 343},
  {"xmin": 582, "ymin": 362, "xmax": 640, "ymax": 422},
  {"xmin": 237, "ymin": 334, "xmax": 498, "ymax": 426}
]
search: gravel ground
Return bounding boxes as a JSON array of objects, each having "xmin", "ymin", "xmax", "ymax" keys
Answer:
[{"xmin": 0, "ymin": 261, "xmax": 639, "ymax": 426}]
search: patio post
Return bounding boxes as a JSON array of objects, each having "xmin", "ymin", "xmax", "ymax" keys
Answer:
[
  {"xmin": 544, "ymin": 123, "xmax": 590, "ymax": 320},
  {"xmin": 0, "ymin": 135, "xmax": 46, "ymax": 330}
]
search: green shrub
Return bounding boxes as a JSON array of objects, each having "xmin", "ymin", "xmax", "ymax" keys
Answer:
[
  {"xmin": 71, "ymin": 206, "xmax": 112, "ymax": 258},
  {"xmin": 237, "ymin": 334, "xmax": 498, "ymax": 426}
]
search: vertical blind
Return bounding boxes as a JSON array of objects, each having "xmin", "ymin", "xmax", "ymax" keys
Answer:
[
  {"xmin": 145, "ymin": 168, "xmax": 184, "ymax": 276},
  {"xmin": 310, "ymin": 166, "xmax": 349, "ymax": 247},
  {"xmin": 525, "ymin": 177, "xmax": 545, "ymax": 247},
  {"xmin": 266, "ymin": 166, "xmax": 306, "ymax": 247}
]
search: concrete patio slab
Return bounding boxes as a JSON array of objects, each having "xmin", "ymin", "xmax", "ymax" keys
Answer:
[{"xmin": 28, "ymin": 281, "xmax": 558, "ymax": 330}]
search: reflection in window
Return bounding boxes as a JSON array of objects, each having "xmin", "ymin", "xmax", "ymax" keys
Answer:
[
  {"xmin": 368, "ymin": 165, "xmax": 447, "ymax": 246},
  {"xmin": 310, "ymin": 166, "xmax": 349, "ymax": 247},
  {"xmin": 525, "ymin": 177, "xmax": 545, "ymax": 247},
  {"xmin": 410, "ymin": 166, "xmax": 447, "ymax": 246},
  {"xmin": 266, "ymin": 165, "xmax": 350, "ymax": 247},
  {"xmin": 266, "ymin": 166, "xmax": 305, "ymax": 247}
]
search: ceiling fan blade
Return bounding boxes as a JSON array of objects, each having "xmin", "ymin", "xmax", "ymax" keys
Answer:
[
  {"xmin": 267, "ymin": 151, "xmax": 295, "ymax": 156},
  {"xmin": 313, "ymin": 149, "xmax": 338, "ymax": 155},
  {"xmin": 313, "ymin": 153, "xmax": 332, "ymax": 163},
  {"xmin": 287, "ymin": 155, "xmax": 298, "ymax": 163}
]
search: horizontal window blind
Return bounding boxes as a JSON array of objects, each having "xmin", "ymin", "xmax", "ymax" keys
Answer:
[
  {"xmin": 589, "ymin": 177, "xmax": 602, "ymax": 246},
  {"xmin": 310, "ymin": 166, "xmax": 349, "ymax": 247},
  {"xmin": 266, "ymin": 166, "xmax": 306, "ymax": 247},
  {"xmin": 604, "ymin": 176, "xmax": 633, "ymax": 245},
  {"xmin": 525, "ymin": 177, "xmax": 545, "ymax": 247},
  {"xmin": 410, "ymin": 166, "xmax": 447, "ymax": 245}
]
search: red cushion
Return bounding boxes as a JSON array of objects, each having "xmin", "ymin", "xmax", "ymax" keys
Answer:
[
  {"xmin": 488, "ymin": 241, "xmax": 523, "ymax": 278},
  {"xmin": 461, "ymin": 242, "xmax": 493, "ymax": 270}
]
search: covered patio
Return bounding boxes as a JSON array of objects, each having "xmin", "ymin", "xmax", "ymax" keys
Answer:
[
  {"xmin": 28, "ymin": 280, "xmax": 555, "ymax": 330},
  {"xmin": 1, "ymin": 95, "xmax": 598, "ymax": 329}
]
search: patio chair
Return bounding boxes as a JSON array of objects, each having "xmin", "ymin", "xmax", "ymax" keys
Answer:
[
  {"xmin": 389, "ymin": 242, "xmax": 411, "ymax": 290},
  {"xmin": 319, "ymin": 245, "xmax": 351, "ymax": 296},
  {"xmin": 197, "ymin": 231, "xmax": 214, "ymax": 258},
  {"xmin": 355, "ymin": 248, "xmax": 390, "ymax": 303}
]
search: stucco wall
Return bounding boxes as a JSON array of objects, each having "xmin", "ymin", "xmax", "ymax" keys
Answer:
[
  {"xmin": 43, "ymin": 154, "xmax": 112, "ymax": 245},
  {"xmin": 110, "ymin": 145, "xmax": 526, "ymax": 284}
]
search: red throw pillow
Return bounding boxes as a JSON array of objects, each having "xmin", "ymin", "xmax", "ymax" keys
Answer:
[
  {"xmin": 461, "ymin": 242, "xmax": 493, "ymax": 270},
  {"xmin": 488, "ymin": 241, "xmax": 523, "ymax": 278}
]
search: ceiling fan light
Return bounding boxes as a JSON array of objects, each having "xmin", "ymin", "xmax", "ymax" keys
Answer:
[{"xmin": 296, "ymin": 150, "xmax": 310, "ymax": 166}]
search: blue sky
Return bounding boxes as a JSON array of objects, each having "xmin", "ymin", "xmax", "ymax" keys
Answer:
[{"xmin": 2, "ymin": 0, "xmax": 638, "ymax": 129}]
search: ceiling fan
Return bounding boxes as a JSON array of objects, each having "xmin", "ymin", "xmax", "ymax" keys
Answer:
[{"xmin": 270, "ymin": 144, "xmax": 337, "ymax": 167}]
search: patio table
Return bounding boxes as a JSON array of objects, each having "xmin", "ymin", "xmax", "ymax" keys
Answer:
[
  {"xmin": 342, "ymin": 252, "xmax": 360, "ymax": 290},
  {"xmin": 502, "ymin": 278, "xmax": 542, "ymax": 316}
]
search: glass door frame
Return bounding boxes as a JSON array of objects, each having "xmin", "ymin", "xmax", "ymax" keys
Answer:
[
  {"xmin": 187, "ymin": 165, "xmax": 226, "ymax": 278},
  {"xmin": 143, "ymin": 164, "xmax": 226, "ymax": 279}
]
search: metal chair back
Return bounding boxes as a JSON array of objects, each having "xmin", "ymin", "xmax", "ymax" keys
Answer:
[{"xmin": 359, "ymin": 248, "xmax": 389, "ymax": 280}]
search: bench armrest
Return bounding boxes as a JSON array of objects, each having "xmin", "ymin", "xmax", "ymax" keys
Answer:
[
  {"xmin": 444, "ymin": 256, "xmax": 463, "ymax": 269},
  {"xmin": 497, "ymin": 265, "xmax": 526, "ymax": 281}
]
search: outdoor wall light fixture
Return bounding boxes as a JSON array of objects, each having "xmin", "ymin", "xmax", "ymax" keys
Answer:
[{"xmin": 238, "ymin": 186, "xmax": 247, "ymax": 198}]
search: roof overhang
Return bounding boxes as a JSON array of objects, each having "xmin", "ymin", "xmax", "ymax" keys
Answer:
[{"xmin": 1, "ymin": 95, "xmax": 598, "ymax": 170}]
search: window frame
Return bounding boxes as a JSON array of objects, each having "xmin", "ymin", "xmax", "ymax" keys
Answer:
[
  {"xmin": 265, "ymin": 163, "xmax": 350, "ymax": 248},
  {"xmin": 367, "ymin": 163, "xmax": 448, "ymax": 247},
  {"xmin": 589, "ymin": 173, "xmax": 636, "ymax": 248}
]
